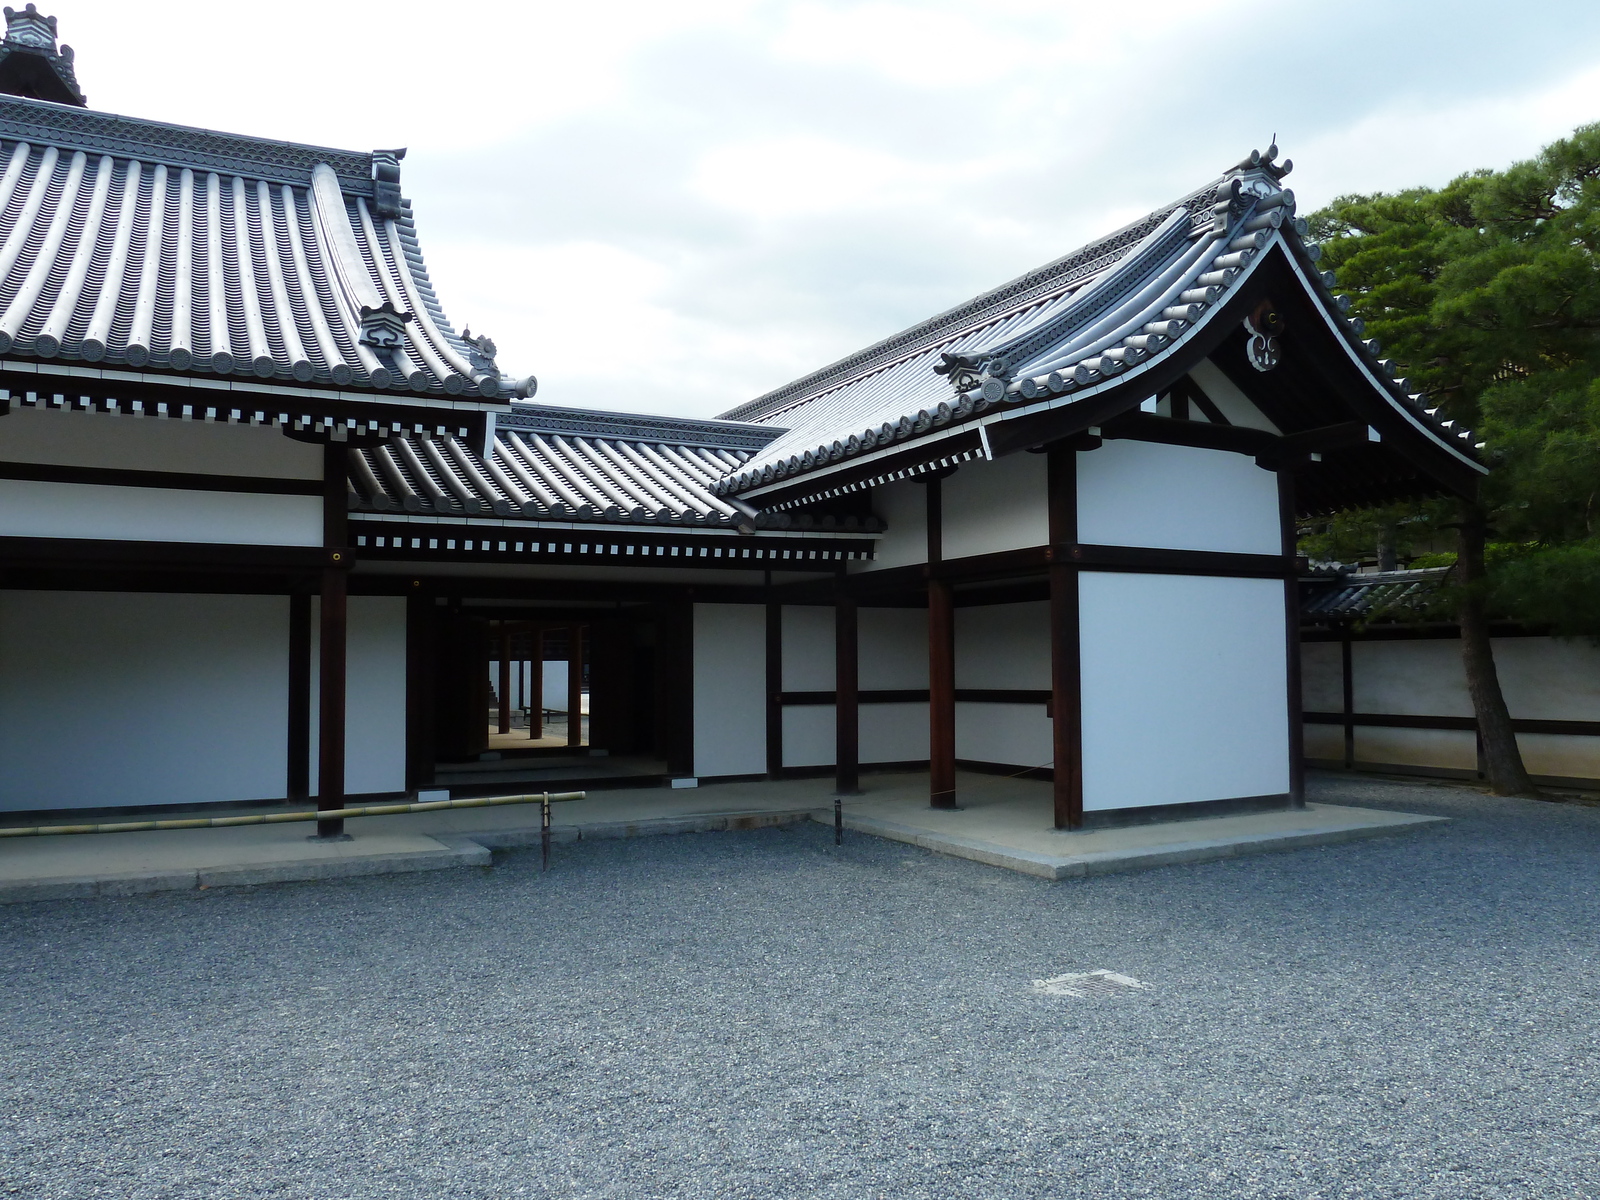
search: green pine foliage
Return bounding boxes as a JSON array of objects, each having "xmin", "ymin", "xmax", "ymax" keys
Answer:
[{"xmin": 1306, "ymin": 123, "xmax": 1600, "ymax": 637}]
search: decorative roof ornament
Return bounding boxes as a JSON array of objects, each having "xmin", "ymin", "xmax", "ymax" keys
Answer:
[
  {"xmin": 372, "ymin": 147, "xmax": 405, "ymax": 218},
  {"xmin": 0, "ymin": 4, "xmax": 83, "ymax": 106},
  {"xmin": 460, "ymin": 327, "xmax": 500, "ymax": 375},
  {"xmin": 359, "ymin": 300, "xmax": 412, "ymax": 350},
  {"xmin": 1244, "ymin": 298, "xmax": 1283, "ymax": 372}
]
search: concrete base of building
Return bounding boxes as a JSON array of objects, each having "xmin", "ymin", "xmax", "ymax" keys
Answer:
[{"xmin": 0, "ymin": 771, "xmax": 1445, "ymax": 902}]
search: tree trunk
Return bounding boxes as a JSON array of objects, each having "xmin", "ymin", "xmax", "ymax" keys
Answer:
[{"xmin": 1456, "ymin": 501, "xmax": 1537, "ymax": 796}]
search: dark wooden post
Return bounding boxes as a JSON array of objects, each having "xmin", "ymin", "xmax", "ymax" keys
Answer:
[
  {"xmin": 287, "ymin": 589, "xmax": 311, "ymax": 806},
  {"xmin": 1280, "ymin": 469, "xmax": 1306, "ymax": 807},
  {"xmin": 1340, "ymin": 625, "xmax": 1355, "ymax": 770},
  {"xmin": 497, "ymin": 623, "xmax": 512, "ymax": 735},
  {"xmin": 665, "ymin": 596, "xmax": 695, "ymax": 777},
  {"xmin": 925, "ymin": 474, "xmax": 957, "ymax": 809},
  {"xmin": 835, "ymin": 582, "xmax": 860, "ymax": 795},
  {"xmin": 316, "ymin": 442, "xmax": 350, "ymax": 838},
  {"xmin": 404, "ymin": 582, "xmax": 431, "ymax": 793},
  {"xmin": 1047, "ymin": 445, "xmax": 1084, "ymax": 830},
  {"xmin": 567, "ymin": 622, "xmax": 584, "ymax": 748},
  {"xmin": 531, "ymin": 628, "xmax": 544, "ymax": 739},
  {"xmin": 766, "ymin": 582, "xmax": 784, "ymax": 779}
]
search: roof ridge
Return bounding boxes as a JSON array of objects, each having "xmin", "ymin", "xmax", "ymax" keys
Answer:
[
  {"xmin": 0, "ymin": 95, "xmax": 374, "ymax": 193},
  {"xmin": 717, "ymin": 177, "xmax": 1224, "ymax": 424},
  {"xmin": 500, "ymin": 403, "xmax": 784, "ymax": 451}
]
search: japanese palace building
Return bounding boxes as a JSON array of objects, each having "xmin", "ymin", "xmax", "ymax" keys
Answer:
[{"xmin": 0, "ymin": 8, "xmax": 1485, "ymax": 831}]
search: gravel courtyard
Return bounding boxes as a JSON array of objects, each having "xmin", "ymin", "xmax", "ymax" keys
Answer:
[{"xmin": 2, "ymin": 773, "xmax": 1597, "ymax": 1200}]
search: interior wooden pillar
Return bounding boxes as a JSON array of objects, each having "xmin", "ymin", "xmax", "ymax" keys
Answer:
[
  {"xmin": 1280, "ymin": 468, "xmax": 1306, "ymax": 807},
  {"xmin": 664, "ymin": 597, "xmax": 695, "ymax": 777},
  {"xmin": 925, "ymin": 474, "xmax": 957, "ymax": 809},
  {"xmin": 765, "ymin": 583, "xmax": 783, "ymax": 779},
  {"xmin": 287, "ymin": 589, "xmax": 311, "ymax": 806},
  {"xmin": 1047, "ymin": 445, "xmax": 1083, "ymax": 830},
  {"xmin": 497, "ymin": 623, "xmax": 512, "ymax": 734},
  {"xmin": 567, "ymin": 622, "xmax": 584, "ymax": 748},
  {"xmin": 316, "ymin": 442, "xmax": 350, "ymax": 838},
  {"xmin": 530, "ymin": 628, "xmax": 544, "ymax": 739},
  {"xmin": 835, "ymin": 583, "xmax": 860, "ymax": 795}
]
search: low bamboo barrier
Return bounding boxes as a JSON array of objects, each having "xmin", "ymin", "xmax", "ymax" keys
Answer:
[{"xmin": 0, "ymin": 791, "xmax": 587, "ymax": 839}]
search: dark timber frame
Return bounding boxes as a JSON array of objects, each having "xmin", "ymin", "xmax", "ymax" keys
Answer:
[
  {"xmin": 316, "ymin": 443, "xmax": 349, "ymax": 838},
  {"xmin": 834, "ymin": 581, "xmax": 860, "ymax": 795},
  {"xmin": 1047, "ymin": 444, "xmax": 1084, "ymax": 830},
  {"xmin": 925, "ymin": 474, "xmax": 957, "ymax": 809}
]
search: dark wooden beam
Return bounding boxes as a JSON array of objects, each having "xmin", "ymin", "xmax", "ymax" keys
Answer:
[
  {"xmin": 1047, "ymin": 444, "xmax": 1084, "ymax": 830},
  {"xmin": 835, "ymin": 584, "xmax": 860, "ymax": 795},
  {"xmin": 766, "ymin": 587, "xmax": 783, "ymax": 779},
  {"xmin": 316, "ymin": 442, "xmax": 350, "ymax": 838},
  {"xmin": 1280, "ymin": 470, "xmax": 1306, "ymax": 808},
  {"xmin": 287, "ymin": 590, "xmax": 311, "ymax": 806},
  {"xmin": 497, "ymin": 623, "xmax": 512, "ymax": 735},
  {"xmin": 926, "ymin": 475, "xmax": 956, "ymax": 808},
  {"xmin": 567, "ymin": 622, "xmax": 584, "ymax": 749}
]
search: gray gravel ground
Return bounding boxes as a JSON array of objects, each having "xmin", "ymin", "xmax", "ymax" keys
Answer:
[{"xmin": 3, "ymin": 771, "xmax": 1599, "ymax": 1199}]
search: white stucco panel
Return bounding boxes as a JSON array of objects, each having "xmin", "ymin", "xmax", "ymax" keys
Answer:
[
  {"xmin": 782, "ymin": 605, "xmax": 834, "ymax": 691},
  {"xmin": 859, "ymin": 606, "xmax": 927, "ymax": 690},
  {"xmin": 0, "ymin": 478, "xmax": 322, "ymax": 546},
  {"xmin": 940, "ymin": 452, "xmax": 1048, "ymax": 561},
  {"xmin": 309, "ymin": 595, "xmax": 408, "ymax": 796},
  {"xmin": 1079, "ymin": 572, "xmax": 1289, "ymax": 810},
  {"xmin": 0, "ymin": 591, "xmax": 290, "ymax": 810},
  {"xmin": 1075, "ymin": 440, "xmax": 1281, "ymax": 555},
  {"xmin": 855, "ymin": 479, "xmax": 926, "ymax": 572},
  {"xmin": 955, "ymin": 600, "xmax": 1049, "ymax": 689},
  {"xmin": 692, "ymin": 603, "xmax": 767, "ymax": 778}
]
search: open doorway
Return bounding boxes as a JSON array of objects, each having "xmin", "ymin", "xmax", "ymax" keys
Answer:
[
  {"xmin": 425, "ymin": 603, "xmax": 686, "ymax": 793},
  {"xmin": 486, "ymin": 623, "xmax": 588, "ymax": 752}
]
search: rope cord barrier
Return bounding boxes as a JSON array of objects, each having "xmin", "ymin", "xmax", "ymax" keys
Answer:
[{"xmin": 0, "ymin": 791, "xmax": 587, "ymax": 839}]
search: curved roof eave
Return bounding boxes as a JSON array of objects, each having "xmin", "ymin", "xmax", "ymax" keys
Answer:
[{"xmin": 721, "ymin": 184, "xmax": 1484, "ymax": 510}]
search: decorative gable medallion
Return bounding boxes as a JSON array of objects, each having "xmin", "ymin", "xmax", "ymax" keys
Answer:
[
  {"xmin": 359, "ymin": 300, "xmax": 412, "ymax": 350},
  {"xmin": 1244, "ymin": 298, "xmax": 1283, "ymax": 372}
]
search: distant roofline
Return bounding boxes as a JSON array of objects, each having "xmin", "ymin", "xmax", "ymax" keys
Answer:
[
  {"xmin": 0, "ymin": 93, "xmax": 374, "ymax": 193},
  {"xmin": 501, "ymin": 402, "xmax": 784, "ymax": 451}
]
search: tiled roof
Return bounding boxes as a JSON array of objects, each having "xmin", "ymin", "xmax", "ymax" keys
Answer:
[
  {"xmin": 0, "ymin": 97, "xmax": 505, "ymax": 398},
  {"xmin": 345, "ymin": 405, "xmax": 875, "ymax": 533},
  {"xmin": 713, "ymin": 150, "xmax": 1483, "ymax": 502},
  {"xmin": 1301, "ymin": 567, "xmax": 1450, "ymax": 621}
]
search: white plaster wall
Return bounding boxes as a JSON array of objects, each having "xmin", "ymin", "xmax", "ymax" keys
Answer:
[
  {"xmin": 859, "ymin": 606, "xmax": 927, "ymax": 689},
  {"xmin": 782, "ymin": 605, "xmax": 834, "ymax": 690},
  {"xmin": 1188, "ymin": 359, "xmax": 1281, "ymax": 433},
  {"xmin": 308, "ymin": 596, "xmax": 408, "ymax": 796},
  {"xmin": 940, "ymin": 453, "xmax": 1049, "ymax": 561},
  {"xmin": 1303, "ymin": 724, "xmax": 1343, "ymax": 761},
  {"xmin": 1301, "ymin": 641, "xmax": 1343, "ymax": 712},
  {"xmin": 1076, "ymin": 441, "xmax": 1281, "ymax": 555},
  {"xmin": 955, "ymin": 702, "xmax": 1052, "ymax": 769},
  {"xmin": 0, "ymin": 404, "xmax": 324, "ymax": 477},
  {"xmin": 1518, "ymin": 733, "xmax": 1600, "ymax": 781},
  {"xmin": 692, "ymin": 603, "xmax": 766, "ymax": 778},
  {"xmin": 1079, "ymin": 573, "xmax": 1289, "ymax": 809},
  {"xmin": 782, "ymin": 705, "xmax": 834, "ymax": 768},
  {"xmin": 861, "ymin": 702, "xmax": 928, "ymax": 764},
  {"xmin": 1493, "ymin": 637, "xmax": 1600, "ymax": 720},
  {"xmin": 856, "ymin": 479, "xmax": 926, "ymax": 572},
  {"xmin": 955, "ymin": 601, "xmax": 1049, "ymax": 689},
  {"xmin": 1350, "ymin": 640, "xmax": 1470, "ymax": 717},
  {"xmin": 542, "ymin": 661, "xmax": 570, "ymax": 712},
  {"xmin": 1355, "ymin": 727, "xmax": 1477, "ymax": 771},
  {"xmin": 0, "ymin": 478, "xmax": 322, "ymax": 546},
  {"xmin": 0, "ymin": 591, "xmax": 289, "ymax": 810}
]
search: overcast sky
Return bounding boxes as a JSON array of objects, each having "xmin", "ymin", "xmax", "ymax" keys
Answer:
[{"xmin": 48, "ymin": 0, "xmax": 1600, "ymax": 418}]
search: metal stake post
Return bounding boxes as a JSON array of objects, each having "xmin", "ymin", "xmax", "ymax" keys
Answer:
[{"xmin": 541, "ymin": 794, "xmax": 552, "ymax": 871}]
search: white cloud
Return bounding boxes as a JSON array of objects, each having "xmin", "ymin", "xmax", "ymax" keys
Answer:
[{"xmin": 36, "ymin": 0, "xmax": 1600, "ymax": 418}]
